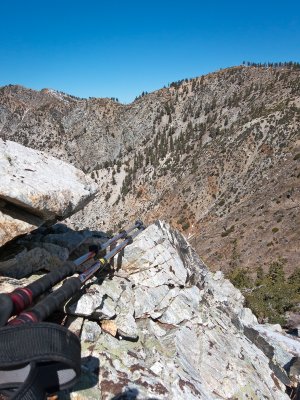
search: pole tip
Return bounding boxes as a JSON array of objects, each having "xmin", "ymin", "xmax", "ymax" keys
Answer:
[{"xmin": 135, "ymin": 220, "xmax": 143, "ymax": 227}]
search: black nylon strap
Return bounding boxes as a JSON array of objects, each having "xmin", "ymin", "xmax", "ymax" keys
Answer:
[
  {"xmin": 2, "ymin": 362, "xmax": 47, "ymax": 400},
  {"xmin": 0, "ymin": 323, "xmax": 81, "ymax": 399}
]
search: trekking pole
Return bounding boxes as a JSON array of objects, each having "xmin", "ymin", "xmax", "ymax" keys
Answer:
[
  {"xmin": 7, "ymin": 226, "xmax": 144, "ymax": 326},
  {"xmin": 0, "ymin": 220, "xmax": 143, "ymax": 326}
]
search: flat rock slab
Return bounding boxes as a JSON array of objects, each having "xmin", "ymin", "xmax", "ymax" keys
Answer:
[
  {"xmin": 0, "ymin": 210, "xmax": 38, "ymax": 247},
  {"xmin": 0, "ymin": 139, "xmax": 97, "ymax": 246}
]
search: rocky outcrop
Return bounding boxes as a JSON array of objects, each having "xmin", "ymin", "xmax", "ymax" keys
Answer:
[
  {"xmin": 0, "ymin": 139, "xmax": 97, "ymax": 247},
  {"xmin": 0, "ymin": 223, "xmax": 108, "ymax": 278},
  {"xmin": 64, "ymin": 221, "xmax": 299, "ymax": 399},
  {"xmin": 0, "ymin": 220, "xmax": 299, "ymax": 398}
]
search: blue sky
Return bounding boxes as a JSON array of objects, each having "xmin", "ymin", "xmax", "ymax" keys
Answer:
[{"xmin": 0, "ymin": 0, "xmax": 299, "ymax": 103}]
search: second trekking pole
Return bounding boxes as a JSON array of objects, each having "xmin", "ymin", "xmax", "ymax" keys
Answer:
[{"xmin": 8, "ymin": 226, "xmax": 144, "ymax": 326}]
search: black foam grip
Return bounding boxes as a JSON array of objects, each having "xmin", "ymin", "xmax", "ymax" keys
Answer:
[
  {"xmin": 26, "ymin": 261, "xmax": 76, "ymax": 298},
  {"xmin": 0, "ymin": 294, "xmax": 13, "ymax": 327},
  {"xmin": 89, "ymin": 245, "xmax": 99, "ymax": 253},
  {"xmin": 32, "ymin": 277, "xmax": 81, "ymax": 321}
]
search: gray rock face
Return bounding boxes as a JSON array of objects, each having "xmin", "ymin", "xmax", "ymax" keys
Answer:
[
  {"xmin": 0, "ymin": 209, "xmax": 42, "ymax": 250},
  {"xmin": 0, "ymin": 220, "xmax": 298, "ymax": 398},
  {"xmin": 0, "ymin": 139, "xmax": 97, "ymax": 246},
  {"xmin": 0, "ymin": 247, "xmax": 65, "ymax": 278},
  {"xmin": 66, "ymin": 221, "xmax": 297, "ymax": 399},
  {"xmin": 81, "ymin": 320, "xmax": 102, "ymax": 342},
  {"xmin": 253, "ymin": 325, "xmax": 300, "ymax": 371},
  {"xmin": 0, "ymin": 223, "xmax": 109, "ymax": 278}
]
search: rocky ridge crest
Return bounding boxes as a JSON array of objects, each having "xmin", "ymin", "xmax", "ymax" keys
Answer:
[{"xmin": 1, "ymin": 219, "xmax": 300, "ymax": 399}]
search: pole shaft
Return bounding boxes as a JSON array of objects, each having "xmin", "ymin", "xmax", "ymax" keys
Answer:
[{"xmin": 7, "ymin": 224, "xmax": 144, "ymax": 326}]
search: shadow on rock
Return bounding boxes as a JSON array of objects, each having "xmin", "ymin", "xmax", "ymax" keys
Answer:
[
  {"xmin": 284, "ymin": 357, "xmax": 300, "ymax": 399},
  {"xmin": 0, "ymin": 223, "xmax": 109, "ymax": 279},
  {"xmin": 111, "ymin": 387, "xmax": 159, "ymax": 400},
  {"xmin": 59, "ymin": 356, "xmax": 100, "ymax": 399}
]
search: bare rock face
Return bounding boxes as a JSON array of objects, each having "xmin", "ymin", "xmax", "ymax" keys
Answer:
[
  {"xmin": 0, "ymin": 209, "xmax": 39, "ymax": 251},
  {"xmin": 66, "ymin": 221, "xmax": 299, "ymax": 399},
  {"xmin": 0, "ymin": 139, "xmax": 97, "ymax": 247},
  {"xmin": 0, "ymin": 223, "xmax": 109, "ymax": 278},
  {"xmin": 0, "ymin": 219, "xmax": 298, "ymax": 398}
]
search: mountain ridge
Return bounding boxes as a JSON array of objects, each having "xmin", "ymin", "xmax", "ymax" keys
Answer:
[{"xmin": 1, "ymin": 65, "xmax": 299, "ymax": 286}]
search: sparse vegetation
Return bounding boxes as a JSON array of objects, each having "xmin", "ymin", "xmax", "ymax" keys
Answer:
[
  {"xmin": 242, "ymin": 61, "xmax": 300, "ymax": 69},
  {"xmin": 227, "ymin": 259, "xmax": 300, "ymax": 324},
  {"xmin": 182, "ymin": 221, "xmax": 190, "ymax": 231},
  {"xmin": 221, "ymin": 225, "xmax": 235, "ymax": 237},
  {"xmin": 293, "ymin": 153, "xmax": 300, "ymax": 161}
]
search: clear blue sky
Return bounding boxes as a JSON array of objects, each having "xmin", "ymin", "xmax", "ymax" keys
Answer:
[{"xmin": 0, "ymin": 0, "xmax": 299, "ymax": 103}]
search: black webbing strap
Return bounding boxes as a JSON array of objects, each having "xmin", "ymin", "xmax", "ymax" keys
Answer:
[{"xmin": 0, "ymin": 322, "xmax": 81, "ymax": 399}]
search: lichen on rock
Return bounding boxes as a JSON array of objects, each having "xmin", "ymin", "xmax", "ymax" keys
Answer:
[{"xmin": 66, "ymin": 221, "xmax": 298, "ymax": 399}]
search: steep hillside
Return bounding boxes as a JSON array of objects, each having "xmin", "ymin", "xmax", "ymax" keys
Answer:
[
  {"xmin": 0, "ymin": 85, "xmax": 159, "ymax": 172},
  {"xmin": 1, "ymin": 66, "xmax": 300, "ymax": 279}
]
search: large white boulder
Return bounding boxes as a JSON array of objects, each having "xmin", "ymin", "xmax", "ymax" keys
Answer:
[{"xmin": 0, "ymin": 139, "xmax": 97, "ymax": 246}]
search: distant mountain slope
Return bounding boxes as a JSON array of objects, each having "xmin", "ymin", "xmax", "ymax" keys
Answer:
[{"xmin": 1, "ymin": 66, "xmax": 300, "ymax": 277}]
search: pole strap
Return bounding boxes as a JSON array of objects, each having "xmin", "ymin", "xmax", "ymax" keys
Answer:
[{"xmin": 0, "ymin": 322, "xmax": 81, "ymax": 399}]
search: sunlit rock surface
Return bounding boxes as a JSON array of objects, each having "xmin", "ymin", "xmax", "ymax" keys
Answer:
[
  {"xmin": 67, "ymin": 221, "xmax": 298, "ymax": 399},
  {"xmin": 0, "ymin": 219, "xmax": 298, "ymax": 398},
  {"xmin": 0, "ymin": 139, "xmax": 97, "ymax": 246}
]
